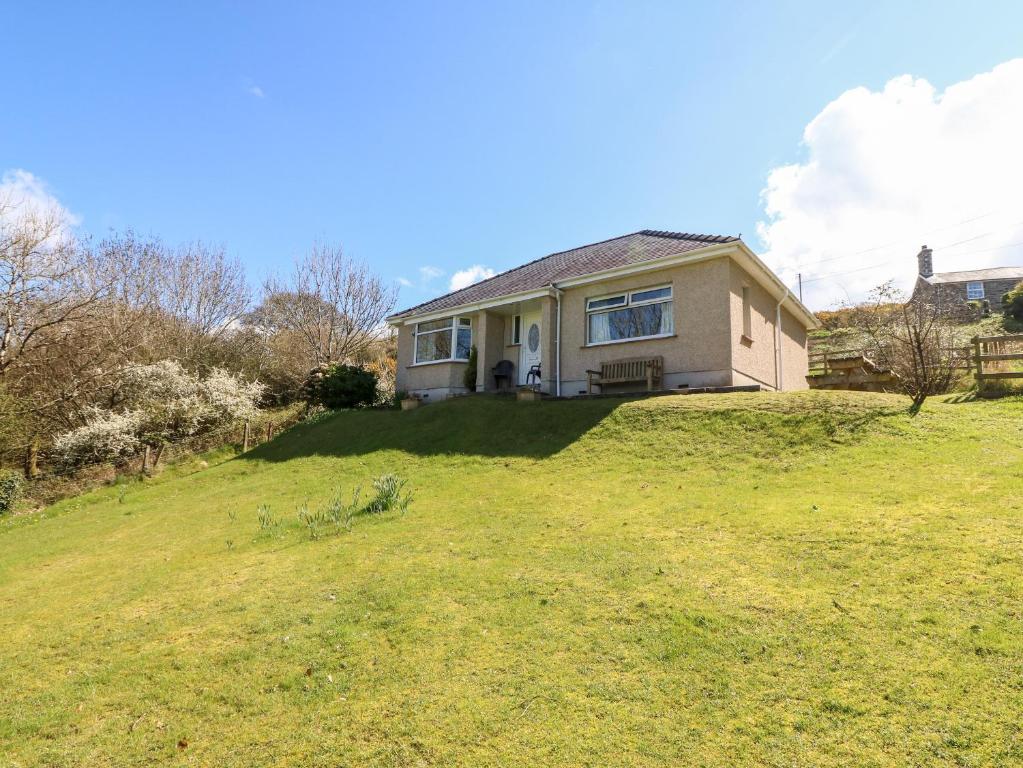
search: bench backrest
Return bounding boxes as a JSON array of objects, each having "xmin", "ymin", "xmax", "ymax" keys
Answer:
[{"xmin": 600, "ymin": 356, "xmax": 663, "ymax": 382}]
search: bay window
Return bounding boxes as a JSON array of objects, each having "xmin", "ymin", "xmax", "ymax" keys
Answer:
[
  {"xmin": 586, "ymin": 285, "xmax": 673, "ymax": 345},
  {"xmin": 414, "ymin": 316, "xmax": 472, "ymax": 363}
]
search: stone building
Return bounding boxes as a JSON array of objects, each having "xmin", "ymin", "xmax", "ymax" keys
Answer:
[{"xmin": 911, "ymin": 245, "xmax": 1023, "ymax": 311}]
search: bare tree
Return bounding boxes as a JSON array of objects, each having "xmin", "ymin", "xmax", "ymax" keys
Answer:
[
  {"xmin": 260, "ymin": 243, "xmax": 396, "ymax": 365},
  {"xmin": 852, "ymin": 282, "xmax": 970, "ymax": 411},
  {"xmin": 0, "ymin": 198, "xmax": 110, "ymax": 378},
  {"xmin": 155, "ymin": 241, "xmax": 251, "ymax": 366}
]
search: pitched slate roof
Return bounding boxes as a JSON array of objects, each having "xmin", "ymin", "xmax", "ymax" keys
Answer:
[
  {"xmin": 388, "ymin": 230, "xmax": 737, "ymax": 320},
  {"xmin": 923, "ymin": 266, "xmax": 1023, "ymax": 285}
]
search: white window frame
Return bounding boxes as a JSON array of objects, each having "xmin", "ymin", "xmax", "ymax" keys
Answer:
[
  {"xmin": 966, "ymin": 281, "xmax": 985, "ymax": 300},
  {"xmin": 511, "ymin": 314, "xmax": 522, "ymax": 345},
  {"xmin": 412, "ymin": 316, "xmax": 472, "ymax": 365},
  {"xmin": 585, "ymin": 284, "xmax": 674, "ymax": 346}
]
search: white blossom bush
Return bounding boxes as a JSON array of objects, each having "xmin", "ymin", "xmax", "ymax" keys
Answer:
[
  {"xmin": 200, "ymin": 368, "xmax": 263, "ymax": 423},
  {"xmin": 53, "ymin": 409, "xmax": 142, "ymax": 468},
  {"xmin": 53, "ymin": 361, "xmax": 264, "ymax": 468},
  {"xmin": 118, "ymin": 361, "xmax": 264, "ymax": 443}
]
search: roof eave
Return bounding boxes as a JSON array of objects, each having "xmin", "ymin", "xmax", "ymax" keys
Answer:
[{"xmin": 388, "ymin": 238, "xmax": 819, "ymax": 331}]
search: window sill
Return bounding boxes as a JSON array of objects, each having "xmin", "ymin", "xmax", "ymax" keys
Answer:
[
  {"xmin": 508, "ymin": 342, "xmax": 521, "ymax": 348},
  {"xmin": 583, "ymin": 333, "xmax": 676, "ymax": 348},
  {"xmin": 740, "ymin": 334, "xmax": 754, "ymax": 346},
  {"xmin": 408, "ymin": 358, "xmax": 470, "ymax": 368}
]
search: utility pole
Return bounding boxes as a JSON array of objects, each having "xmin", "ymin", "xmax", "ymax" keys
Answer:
[{"xmin": 797, "ymin": 273, "xmax": 803, "ymax": 302}]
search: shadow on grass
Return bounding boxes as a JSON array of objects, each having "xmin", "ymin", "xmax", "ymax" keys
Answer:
[
  {"xmin": 239, "ymin": 395, "xmax": 627, "ymax": 461},
  {"xmin": 239, "ymin": 391, "xmax": 908, "ymax": 463}
]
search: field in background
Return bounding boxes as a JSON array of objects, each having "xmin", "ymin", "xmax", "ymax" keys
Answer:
[{"xmin": 1, "ymin": 392, "xmax": 1021, "ymax": 766}]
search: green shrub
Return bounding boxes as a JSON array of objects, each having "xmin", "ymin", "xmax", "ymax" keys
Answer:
[
  {"xmin": 463, "ymin": 346, "xmax": 478, "ymax": 391},
  {"xmin": 304, "ymin": 364, "xmax": 377, "ymax": 409},
  {"xmin": 1002, "ymin": 282, "xmax": 1023, "ymax": 322},
  {"xmin": 365, "ymin": 473, "xmax": 412, "ymax": 515},
  {"xmin": 0, "ymin": 470, "xmax": 25, "ymax": 515},
  {"xmin": 966, "ymin": 299, "xmax": 990, "ymax": 317}
]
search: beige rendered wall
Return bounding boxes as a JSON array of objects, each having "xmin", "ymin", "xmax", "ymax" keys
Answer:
[
  {"xmin": 394, "ymin": 318, "xmax": 473, "ymax": 400},
  {"xmin": 728, "ymin": 260, "xmax": 808, "ymax": 391},
  {"xmin": 557, "ymin": 259, "xmax": 733, "ymax": 395},
  {"xmin": 474, "ymin": 310, "xmax": 507, "ymax": 391},
  {"xmin": 780, "ymin": 306, "xmax": 809, "ymax": 391}
]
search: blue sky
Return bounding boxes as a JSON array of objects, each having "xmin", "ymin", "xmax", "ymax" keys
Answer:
[{"xmin": 4, "ymin": 1, "xmax": 1023, "ymax": 309}]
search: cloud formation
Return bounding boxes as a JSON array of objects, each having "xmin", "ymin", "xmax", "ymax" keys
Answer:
[
  {"xmin": 757, "ymin": 59, "xmax": 1023, "ymax": 309},
  {"xmin": 449, "ymin": 265, "xmax": 496, "ymax": 291},
  {"xmin": 0, "ymin": 169, "xmax": 80, "ymax": 237}
]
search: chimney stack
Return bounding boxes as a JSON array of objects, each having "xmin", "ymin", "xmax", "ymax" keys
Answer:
[{"xmin": 917, "ymin": 245, "xmax": 933, "ymax": 278}]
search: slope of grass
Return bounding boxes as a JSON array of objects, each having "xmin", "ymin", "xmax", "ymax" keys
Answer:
[{"xmin": 1, "ymin": 392, "xmax": 1022, "ymax": 767}]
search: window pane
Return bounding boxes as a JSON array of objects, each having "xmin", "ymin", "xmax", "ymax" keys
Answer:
[
  {"xmin": 512, "ymin": 315, "xmax": 521, "ymax": 344},
  {"xmin": 456, "ymin": 327, "xmax": 472, "ymax": 359},
  {"xmin": 587, "ymin": 294, "xmax": 627, "ymax": 311},
  {"xmin": 967, "ymin": 282, "xmax": 985, "ymax": 299},
  {"xmin": 417, "ymin": 317, "xmax": 453, "ymax": 333},
  {"xmin": 415, "ymin": 329, "xmax": 452, "ymax": 362},
  {"xmin": 589, "ymin": 301, "xmax": 672, "ymax": 343},
  {"xmin": 458, "ymin": 317, "xmax": 472, "ymax": 327},
  {"xmin": 631, "ymin": 286, "xmax": 671, "ymax": 303}
]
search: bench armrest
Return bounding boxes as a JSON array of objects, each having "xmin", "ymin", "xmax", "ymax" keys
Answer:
[{"xmin": 585, "ymin": 369, "xmax": 601, "ymax": 375}]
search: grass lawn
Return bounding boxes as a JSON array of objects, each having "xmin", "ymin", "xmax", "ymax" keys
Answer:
[{"xmin": 1, "ymin": 391, "xmax": 1022, "ymax": 766}]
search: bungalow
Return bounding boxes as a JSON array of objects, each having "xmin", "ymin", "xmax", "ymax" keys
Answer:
[
  {"xmin": 386, "ymin": 230, "xmax": 819, "ymax": 400},
  {"xmin": 911, "ymin": 244, "xmax": 1023, "ymax": 312}
]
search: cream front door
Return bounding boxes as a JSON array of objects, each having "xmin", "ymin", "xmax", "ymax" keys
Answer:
[{"xmin": 518, "ymin": 310, "xmax": 542, "ymax": 385}]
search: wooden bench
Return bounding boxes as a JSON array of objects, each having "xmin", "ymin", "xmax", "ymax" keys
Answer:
[{"xmin": 586, "ymin": 356, "xmax": 663, "ymax": 394}]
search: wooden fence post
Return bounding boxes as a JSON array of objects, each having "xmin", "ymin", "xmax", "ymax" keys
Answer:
[
  {"xmin": 242, "ymin": 420, "xmax": 250, "ymax": 452},
  {"xmin": 142, "ymin": 445, "xmax": 151, "ymax": 474},
  {"xmin": 972, "ymin": 336, "xmax": 982, "ymax": 385},
  {"xmin": 24, "ymin": 439, "xmax": 38, "ymax": 480},
  {"xmin": 266, "ymin": 422, "xmax": 274, "ymax": 442}
]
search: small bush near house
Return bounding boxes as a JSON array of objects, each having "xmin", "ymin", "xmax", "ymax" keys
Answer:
[
  {"xmin": 463, "ymin": 346, "xmax": 478, "ymax": 391},
  {"xmin": 304, "ymin": 364, "xmax": 377, "ymax": 409},
  {"xmin": 966, "ymin": 299, "xmax": 991, "ymax": 317},
  {"xmin": 0, "ymin": 470, "xmax": 24, "ymax": 514},
  {"xmin": 1002, "ymin": 281, "xmax": 1023, "ymax": 323}
]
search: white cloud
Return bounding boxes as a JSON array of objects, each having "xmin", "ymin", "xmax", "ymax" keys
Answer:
[
  {"xmin": 757, "ymin": 59, "xmax": 1023, "ymax": 309},
  {"xmin": 0, "ymin": 169, "xmax": 80, "ymax": 240},
  {"xmin": 419, "ymin": 265, "xmax": 443, "ymax": 283},
  {"xmin": 449, "ymin": 265, "xmax": 496, "ymax": 291},
  {"xmin": 396, "ymin": 276, "xmax": 414, "ymax": 288},
  {"xmin": 246, "ymin": 84, "xmax": 265, "ymax": 98}
]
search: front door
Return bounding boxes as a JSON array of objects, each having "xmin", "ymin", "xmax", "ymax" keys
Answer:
[{"xmin": 518, "ymin": 310, "xmax": 542, "ymax": 385}]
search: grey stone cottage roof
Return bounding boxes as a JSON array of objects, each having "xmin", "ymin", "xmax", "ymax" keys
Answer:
[
  {"xmin": 387, "ymin": 230, "xmax": 737, "ymax": 320},
  {"xmin": 923, "ymin": 266, "xmax": 1023, "ymax": 285}
]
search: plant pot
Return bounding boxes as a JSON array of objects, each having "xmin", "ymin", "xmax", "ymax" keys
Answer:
[
  {"xmin": 400, "ymin": 398, "xmax": 421, "ymax": 411},
  {"xmin": 516, "ymin": 388, "xmax": 543, "ymax": 402}
]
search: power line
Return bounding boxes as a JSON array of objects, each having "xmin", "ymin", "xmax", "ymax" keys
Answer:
[
  {"xmin": 785, "ymin": 209, "xmax": 1005, "ymax": 270},
  {"xmin": 799, "ymin": 238, "xmax": 1023, "ymax": 286}
]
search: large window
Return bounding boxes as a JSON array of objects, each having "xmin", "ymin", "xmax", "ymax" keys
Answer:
[
  {"xmin": 967, "ymin": 281, "xmax": 985, "ymax": 300},
  {"xmin": 586, "ymin": 285, "xmax": 673, "ymax": 345},
  {"xmin": 414, "ymin": 316, "xmax": 472, "ymax": 363}
]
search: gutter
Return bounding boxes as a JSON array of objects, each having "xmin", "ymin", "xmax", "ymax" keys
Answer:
[{"xmin": 551, "ymin": 283, "xmax": 563, "ymax": 397}]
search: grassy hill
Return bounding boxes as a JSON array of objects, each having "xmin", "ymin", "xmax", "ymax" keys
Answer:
[{"xmin": 1, "ymin": 392, "xmax": 1022, "ymax": 766}]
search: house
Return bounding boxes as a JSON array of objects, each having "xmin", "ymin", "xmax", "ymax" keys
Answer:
[
  {"xmin": 912, "ymin": 244, "xmax": 1023, "ymax": 311},
  {"xmin": 386, "ymin": 230, "xmax": 819, "ymax": 400}
]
